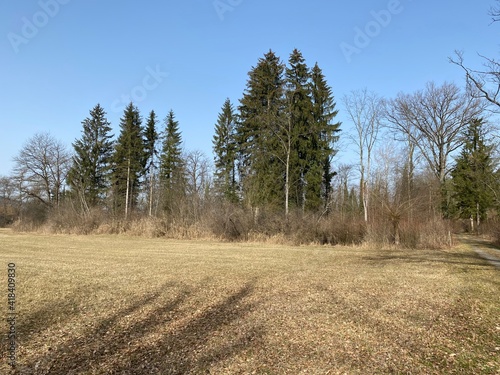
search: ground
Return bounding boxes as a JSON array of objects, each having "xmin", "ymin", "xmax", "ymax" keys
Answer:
[{"xmin": 0, "ymin": 229, "xmax": 498, "ymax": 374}]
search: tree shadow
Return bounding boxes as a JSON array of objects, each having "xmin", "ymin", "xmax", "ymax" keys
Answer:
[
  {"xmin": 362, "ymin": 249, "xmax": 499, "ymax": 268},
  {"xmin": 15, "ymin": 280, "xmax": 263, "ymax": 374},
  {"xmin": 17, "ymin": 287, "xmax": 97, "ymax": 345}
]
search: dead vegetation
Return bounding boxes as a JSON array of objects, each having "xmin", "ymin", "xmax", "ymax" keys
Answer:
[{"xmin": 0, "ymin": 229, "xmax": 498, "ymax": 374}]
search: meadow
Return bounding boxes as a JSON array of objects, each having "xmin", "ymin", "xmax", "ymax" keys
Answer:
[{"xmin": 0, "ymin": 228, "xmax": 498, "ymax": 374}]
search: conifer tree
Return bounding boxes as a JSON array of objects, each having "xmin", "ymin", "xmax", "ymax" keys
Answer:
[
  {"xmin": 213, "ymin": 98, "xmax": 238, "ymax": 202},
  {"xmin": 111, "ymin": 103, "xmax": 146, "ymax": 217},
  {"xmin": 451, "ymin": 119, "xmax": 497, "ymax": 230},
  {"xmin": 68, "ymin": 104, "xmax": 114, "ymax": 212},
  {"xmin": 237, "ymin": 50, "xmax": 286, "ymax": 210},
  {"xmin": 310, "ymin": 63, "xmax": 341, "ymax": 209},
  {"xmin": 144, "ymin": 110, "xmax": 159, "ymax": 216},
  {"xmin": 159, "ymin": 110, "xmax": 185, "ymax": 214},
  {"xmin": 285, "ymin": 49, "xmax": 315, "ymax": 211}
]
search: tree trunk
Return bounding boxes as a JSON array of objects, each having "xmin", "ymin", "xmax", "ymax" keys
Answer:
[
  {"xmin": 393, "ymin": 220, "xmax": 400, "ymax": 245},
  {"xmin": 149, "ymin": 170, "xmax": 154, "ymax": 216},
  {"xmin": 285, "ymin": 146, "xmax": 290, "ymax": 218},
  {"xmin": 125, "ymin": 158, "xmax": 131, "ymax": 219}
]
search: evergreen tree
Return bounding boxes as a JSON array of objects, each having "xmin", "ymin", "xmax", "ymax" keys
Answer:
[
  {"xmin": 237, "ymin": 50, "xmax": 286, "ymax": 210},
  {"xmin": 285, "ymin": 49, "xmax": 315, "ymax": 211},
  {"xmin": 144, "ymin": 110, "xmax": 159, "ymax": 216},
  {"xmin": 159, "ymin": 110, "xmax": 185, "ymax": 214},
  {"xmin": 213, "ymin": 98, "xmax": 238, "ymax": 202},
  {"xmin": 68, "ymin": 104, "xmax": 114, "ymax": 212},
  {"xmin": 111, "ymin": 103, "xmax": 146, "ymax": 217},
  {"xmin": 310, "ymin": 63, "xmax": 341, "ymax": 209},
  {"xmin": 451, "ymin": 119, "xmax": 497, "ymax": 230}
]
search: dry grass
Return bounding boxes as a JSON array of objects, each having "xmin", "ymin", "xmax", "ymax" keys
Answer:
[{"xmin": 0, "ymin": 229, "xmax": 498, "ymax": 374}]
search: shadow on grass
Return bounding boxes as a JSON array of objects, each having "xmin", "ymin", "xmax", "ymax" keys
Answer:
[
  {"xmin": 17, "ymin": 293, "xmax": 89, "ymax": 345},
  {"xmin": 362, "ymin": 249, "xmax": 498, "ymax": 269},
  {"xmin": 16, "ymin": 281, "xmax": 263, "ymax": 374}
]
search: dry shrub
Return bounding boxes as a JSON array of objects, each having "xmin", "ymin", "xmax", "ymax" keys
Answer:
[
  {"xmin": 361, "ymin": 213, "xmax": 453, "ymax": 249},
  {"xmin": 40, "ymin": 205, "xmax": 112, "ymax": 235},
  {"xmin": 206, "ymin": 202, "xmax": 253, "ymax": 241},
  {"xmin": 327, "ymin": 218, "xmax": 366, "ymax": 245},
  {"xmin": 126, "ymin": 216, "xmax": 167, "ymax": 238},
  {"xmin": 394, "ymin": 218, "xmax": 453, "ymax": 249},
  {"xmin": 11, "ymin": 201, "xmax": 47, "ymax": 232},
  {"xmin": 284, "ymin": 213, "xmax": 365, "ymax": 246},
  {"xmin": 0, "ymin": 204, "xmax": 17, "ymax": 227},
  {"xmin": 363, "ymin": 219, "xmax": 392, "ymax": 247},
  {"xmin": 12, "ymin": 197, "xmax": 454, "ymax": 250},
  {"xmin": 415, "ymin": 218, "xmax": 453, "ymax": 249}
]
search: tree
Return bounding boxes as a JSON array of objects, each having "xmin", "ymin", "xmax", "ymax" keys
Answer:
[
  {"xmin": 213, "ymin": 98, "xmax": 238, "ymax": 202},
  {"xmin": 13, "ymin": 132, "xmax": 71, "ymax": 208},
  {"xmin": 285, "ymin": 49, "xmax": 315, "ymax": 212},
  {"xmin": 450, "ymin": 51, "xmax": 500, "ymax": 111},
  {"xmin": 450, "ymin": 119, "xmax": 497, "ymax": 231},
  {"xmin": 185, "ymin": 149, "xmax": 211, "ymax": 221},
  {"xmin": 385, "ymin": 82, "xmax": 484, "ymax": 186},
  {"xmin": 310, "ymin": 63, "xmax": 341, "ymax": 211},
  {"xmin": 343, "ymin": 89, "xmax": 382, "ymax": 223},
  {"xmin": 159, "ymin": 110, "xmax": 185, "ymax": 214},
  {"xmin": 144, "ymin": 110, "xmax": 159, "ymax": 216},
  {"xmin": 67, "ymin": 104, "xmax": 114, "ymax": 213},
  {"xmin": 237, "ymin": 50, "xmax": 287, "ymax": 213},
  {"xmin": 450, "ymin": 3, "xmax": 499, "ymax": 111},
  {"xmin": 111, "ymin": 103, "xmax": 146, "ymax": 218}
]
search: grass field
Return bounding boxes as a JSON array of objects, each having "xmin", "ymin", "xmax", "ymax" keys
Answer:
[{"xmin": 0, "ymin": 228, "xmax": 498, "ymax": 374}]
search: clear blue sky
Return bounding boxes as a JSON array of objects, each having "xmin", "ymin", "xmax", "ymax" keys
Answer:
[{"xmin": 0, "ymin": 0, "xmax": 498, "ymax": 176}]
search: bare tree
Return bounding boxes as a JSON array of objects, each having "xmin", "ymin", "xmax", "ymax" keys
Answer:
[
  {"xmin": 450, "ymin": 51, "xmax": 500, "ymax": 111},
  {"xmin": 385, "ymin": 82, "xmax": 484, "ymax": 185},
  {"xmin": 449, "ymin": 3, "xmax": 499, "ymax": 110},
  {"xmin": 490, "ymin": 0, "xmax": 500, "ymax": 22},
  {"xmin": 343, "ymin": 89, "xmax": 382, "ymax": 222},
  {"xmin": 185, "ymin": 150, "xmax": 211, "ymax": 220},
  {"xmin": 13, "ymin": 133, "xmax": 71, "ymax": 208},
  {"xmin": 331, "ymin": 163, "xmax": 355, "ymax": 221}
]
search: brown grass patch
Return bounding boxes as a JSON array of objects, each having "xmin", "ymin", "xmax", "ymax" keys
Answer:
[{"xmin": 0, "ymin": 229, "xmax": 498, "ymax": 374}]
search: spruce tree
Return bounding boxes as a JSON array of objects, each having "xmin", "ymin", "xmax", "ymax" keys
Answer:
[
  {"xmin": 68, "ymin": 104, "xmax": 114, "ymax": 211},
  {"xmin": 237, "ymin": 50, "xmax": 286, "ymax": 210},
  {"xmin": 451, "ymin": 118, "xmax": 497, "ymax": 230},
  {"xmin": 213, "ymin": 98, "xmax": 238, "ymax": 202},
  {"xmin": 285, "ymin": 49, "xmax": 315, "ymax": 211},
  {"xmin": 310, "ymin": 63, "xmax": 341, "ymax": 209},
  {"xmin": 159, "ymin": 110, "xmax": 185, "ymax": 214},
  {"xmin": 144, "ymin": 110, "xmax": 159, "ymax": 216},
  {"xmin": 111, "ymin": 103, "xmax": 146, "ymax": 217}
]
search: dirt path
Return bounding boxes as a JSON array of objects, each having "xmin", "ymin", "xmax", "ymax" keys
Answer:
[{"xmin": 456, "ymin": 234, "xmax": 500, "ymax": 269}]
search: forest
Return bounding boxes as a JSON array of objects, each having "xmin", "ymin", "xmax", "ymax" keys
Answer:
[{"xmin": 1, "ymin": 42, "xmax": 499, "ymax": 248}]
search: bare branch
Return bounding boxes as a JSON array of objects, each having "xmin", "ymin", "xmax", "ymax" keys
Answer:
[
  {"xmin": 490, "ymin": 0, "xmax": 500, "ymax": 22},
  {"xmin": 450, "ymin": 51, "xmax": 500, "ymax": 111}
]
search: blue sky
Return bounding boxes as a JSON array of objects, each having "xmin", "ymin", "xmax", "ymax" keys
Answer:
[{"xmin": 0, "ymin": 0, "xmax": 498, "ymax": 177}]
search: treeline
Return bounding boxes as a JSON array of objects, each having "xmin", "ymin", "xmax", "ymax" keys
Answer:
[{"xmin": 1, "ymin": 47, "xmax": 500, "ymax": 248}]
